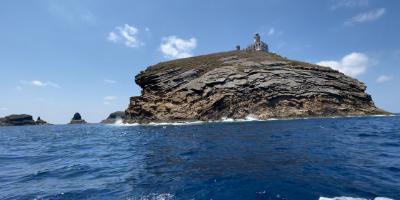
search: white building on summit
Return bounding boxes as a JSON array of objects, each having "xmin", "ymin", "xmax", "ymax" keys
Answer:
[
  {"xmin": 246, "ymin": 33, "xmax": 269, "ymax": 52},
  {"xmin": 238, "ymin": 33, "xmax": 269, "ymax": 52}
]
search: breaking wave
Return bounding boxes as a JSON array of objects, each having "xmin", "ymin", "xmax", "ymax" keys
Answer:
[{"xmin": 109, "ymin": 114, "xmax": 395, "ymax": 127}]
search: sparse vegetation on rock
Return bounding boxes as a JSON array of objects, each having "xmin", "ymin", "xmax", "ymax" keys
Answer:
[{"xmin": 125, "ymin": 51, "xmax": 388, "ymax": 123}]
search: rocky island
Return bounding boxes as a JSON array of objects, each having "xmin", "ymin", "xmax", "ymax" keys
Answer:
[
  {"xmin": 125, "ymin": 34, "xmax": 388, "ymax": 123},
  {"xmin": 0, "ymin": 114, "xmax": 50, "ymax": 126},
  {"xmin": 69, "ymin": 113, "xmax": 87, "ymax": 124}
]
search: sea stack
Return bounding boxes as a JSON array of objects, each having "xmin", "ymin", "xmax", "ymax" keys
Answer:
[
  {"xmin": 101, "ymin": 111, "xmax": 125, "ymax": 124},
  {"xmin": 69, "ymin": 112, "xmax": 87, "ymax": 124},
  {"xmin": 125, "ymin": 34, "xmax": 388, "ymax": 123}
]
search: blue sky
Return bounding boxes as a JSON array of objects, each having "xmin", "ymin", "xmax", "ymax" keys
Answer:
[{"xmin": 0, "ymin": 0, "xmax": 399, "ymax": 123}]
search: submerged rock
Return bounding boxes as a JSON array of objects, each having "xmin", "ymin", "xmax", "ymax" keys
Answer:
[
  {"xmin": 101, "ymin": 111, "xmax": 125, "ymax": 124},
  {"xmin": 69, "ymin": 112, "xmax": 87, "ymax": 124},
  {"xmin": 0, "ymin": 114, "xmax": 36, "ymax": 126},
  {"xmin": 125, "ymin": 51, "xmax": 389, "ymax": 123}
]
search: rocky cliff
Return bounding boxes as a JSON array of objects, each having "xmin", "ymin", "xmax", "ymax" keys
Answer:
[{"xmin": 125, "ymin": 51, "xmax": 388, "ymax": 123}]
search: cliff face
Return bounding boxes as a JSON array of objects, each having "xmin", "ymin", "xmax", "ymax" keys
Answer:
[{"xmin": 126, "ymin": 51, "xmax": 387, "ymax": 123}]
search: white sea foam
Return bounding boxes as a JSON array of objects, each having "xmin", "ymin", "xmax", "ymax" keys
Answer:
[
  {"xmin": 110, "ymin": 119, "xmax": 140, "ymax": 126},
  {"xmin": 108, "ymin": 114, "xmax": 396, "ymax": 127},
  {"xmin": 126, "ymin": 193, "xmax": 174, "ymax": 200},
  {"xmin": 114, "ymin": 118, "xmax": 124, "ymax": 125},
  {"xmin": 319, "ymin": 197, "xmax": 393, "ymax": 200}
]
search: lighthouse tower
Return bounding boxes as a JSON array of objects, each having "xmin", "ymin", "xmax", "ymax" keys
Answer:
[{"xmin": 245, "ymin": 33, "xmax": 269, "ymax": 52}]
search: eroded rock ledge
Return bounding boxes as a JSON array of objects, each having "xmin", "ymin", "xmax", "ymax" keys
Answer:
[{"xmin": 125, "ymin": 51, "xmax": 388, "ymax": 123}]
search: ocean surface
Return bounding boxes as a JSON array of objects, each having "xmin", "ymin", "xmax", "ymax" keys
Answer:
[{"xmin": 0, "ymin": 115, "xmax": 399, "ymax": 200}]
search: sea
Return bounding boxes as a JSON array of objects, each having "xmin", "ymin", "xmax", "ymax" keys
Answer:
[{"xmin": 0, "ymin": 115, "xmax": 399, "ymax": 200}]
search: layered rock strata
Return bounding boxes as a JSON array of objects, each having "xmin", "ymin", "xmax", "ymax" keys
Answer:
[{"xmin": 126, "ymin": 51, "xmax": 388, "ymax": 123}]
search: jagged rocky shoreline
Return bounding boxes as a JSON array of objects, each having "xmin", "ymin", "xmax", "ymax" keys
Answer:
[
  {"xmin": 125, "ymin": 51, "xmax": 388, "ymax": 123},
  {"xmin": 101, "ymin": 111, "xmax": 126, "ymax": 124}
]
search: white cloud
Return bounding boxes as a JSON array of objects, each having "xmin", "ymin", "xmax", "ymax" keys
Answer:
[
  {"xmin": 20, "ymin": 80, "xmax": 60, "ymax": 88},
  {"xmin": 32, "ymin": 80, "xmax": 46, "ymax": 87},
  {"xmin": 317, "ymin": 52, "xmax": 369, "ymax": 77},
  {"xmin": 104, "ymin": 79, "xmax": 116, "ymax": 84},
  {"xmin": 32, "ymin": 80, "xmax": 60, "ymax": 88},
  {"xmin": 267, "ymin": 28, "xmax": 275, "ymax": 36},
  {"xmin": 107, "ymin": 32, "xmax": 119, "ymax": 42},
  {"xmin": 160, "ymin": 36, "xmax": 197, "ymax": 59},
  {"xmin": 376, "ymin": 75, "xmax": 393, "ymax": 83},
  {"xmin": 108, "ymin": 24, "xmax": 142, "ymax": 48},
  {"xmin": 104, "ymin": 96, "xmax": 117, "ymax": 101},
  {"xmin": 103, "ymin": 96, "xmax": 117, "ymax": 105},
  {"xmin": 331, "ymin": 0, "xmax": 369, "ymax": 10},
  {"xmin": 345, "ymin": 8, "xmax": 386, "ymax": 25}
]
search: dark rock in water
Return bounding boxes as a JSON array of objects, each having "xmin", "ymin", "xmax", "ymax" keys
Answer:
[
  {"xmin": 36, "ymin": 117, "xmax": 49, "ymax": 125},
  {"xmin": 72, "ymin": 113, "xmax": 82, "ymax": 120},
  {"xmin": 125, "ymin": 51, "xmax": 389, "ymax": 123},
  {"xmin": 0, "ymin": 114, "xmax": 36, "ymax": 126},
  {"xmin": 69, "ymin": 112, "xmax": 87, "ymax": 124},
  {"xmin": 101, "ymin": 111, "xmax": 125, "ymax": 124}
]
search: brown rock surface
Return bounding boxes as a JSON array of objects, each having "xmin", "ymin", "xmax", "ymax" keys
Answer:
[{"xmin": 125, "ymin": 51, "xmax": 389, "ymax": 123}]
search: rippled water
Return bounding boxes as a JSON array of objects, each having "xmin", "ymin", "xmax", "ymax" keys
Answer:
[{"xmin": 0, "ymin": 115, "xmax": 399, "ymax": 200}]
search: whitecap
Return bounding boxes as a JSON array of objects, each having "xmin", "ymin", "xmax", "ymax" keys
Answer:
[{"xmin": 126, "ymin": 193, "xmax": 174, "ymax": 200}]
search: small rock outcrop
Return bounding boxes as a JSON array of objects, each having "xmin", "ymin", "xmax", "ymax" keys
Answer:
[
  {"xmin": 36, "ymin": 117, "xmax": 49, "ymax": 125},
  {"xmin": 69, "ymin": 112, "xmax": 87, "ymax": 124},
  {"xmin": 125, "ymin": 50, "xmax": 389, "ymax": 123},
  {"xmin": 101, "ymin": 111, "xmax": 126, "ymax": 124},
  {"xmin": 0, "ymin": 114, "xmax": 36, "ymax": 126}
]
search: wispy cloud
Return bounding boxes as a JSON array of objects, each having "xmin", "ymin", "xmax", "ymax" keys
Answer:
[
  {"xmin": 108, "ymin": 24, "xmax": 143, "ymax": 48},
  {"xmin": 104, "ymin": 79, "xmax": 117, "ymax": 84},
  {"xmin": 20, "ymin": 80, "xmax": 60, "ymax": 88},
  {"xmin": 104, "ymin": 96, "xmax": 117, "ymax": 101},
  {"xmin": 160, "ymin": 36, "xmax": 197, "ymax": 59},
  {"xmin": 331, "ymin": 0, "xmax": 369, "ymax": 10},
  {"xmin": 317, "ymin": 52, "xmax": 370, "ymax": 77},
  {"xmin": 36, "ymin": 97, "xmax": 46, "ymax": 102},
  {"xmin": 48, "ymin": 2, "xmax": 95, "ymax": 24},
  {"xmin": 267, "ymin": 28, "xmax": 275, "ymax": 36},
  {"xmin": 103, "ymin": 96, "xmax": 117, "ymax": 105},
  {"xmin": 15, "ymin": 86, "xmax": 22, "ymax": 91},
  {"xmin": 345, "ymin": 8, "xmax": 386, "ymax": 25},
  {"xmin": 376, "ymin": 75, "xmax": 393, "ymax": 83}
]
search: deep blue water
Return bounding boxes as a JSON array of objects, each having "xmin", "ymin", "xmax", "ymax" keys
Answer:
[{"xmin": 0, "ymin": 116, "xmax": 399, "ymax": 200}]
